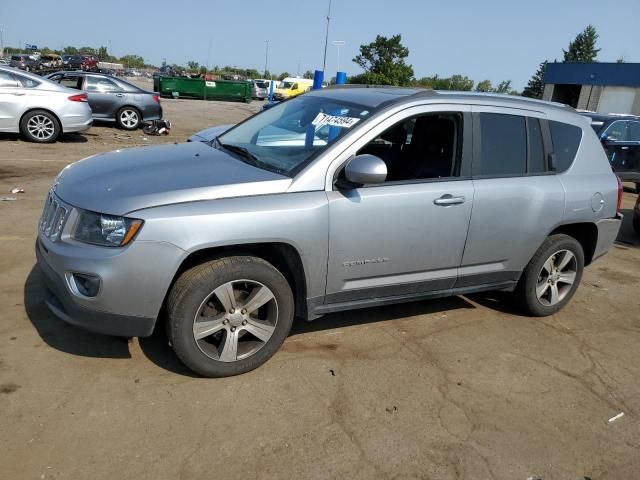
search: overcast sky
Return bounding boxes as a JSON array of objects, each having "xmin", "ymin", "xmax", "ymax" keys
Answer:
[{"xmin": 1, "ymin": 0, "xmax": 638, "ymax": 89}]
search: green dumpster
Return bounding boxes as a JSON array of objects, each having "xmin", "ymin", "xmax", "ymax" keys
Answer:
[{"xmin": 157, "ymin": 76, "xmax": 252, "ymax": 103}]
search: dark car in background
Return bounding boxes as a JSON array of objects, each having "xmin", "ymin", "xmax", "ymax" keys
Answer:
[
  {"xmin": 581, "ymin": 112, "xmax": 640, "ymax": 191},
  {"xmin": 46, "ymin": 71, "xmax": 162, "ymax": 130},
  {"xmin": 10, "ymin": 54, "xmax": 41, "ymax": 71},
  {"xmin": 62, "ymin": 55, "xmax": 83, "ymax": 69}
]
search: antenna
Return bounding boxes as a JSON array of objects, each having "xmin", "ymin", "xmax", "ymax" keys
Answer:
[{"xmin": 322, "ymin": 0, "xmax": 332, "ymax": 72}]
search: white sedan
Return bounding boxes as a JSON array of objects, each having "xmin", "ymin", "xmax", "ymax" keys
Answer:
[{"xmin": 0, "ymin": 66, "xmax": 93, "ymax": 143}]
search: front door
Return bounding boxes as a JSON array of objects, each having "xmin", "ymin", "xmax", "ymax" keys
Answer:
[
  {"xmin": 0, "ymin": 70, "xmax": 23, "ymax": 130},
  {"xmin": 325, "ymin": 107, "xmax": 474, "ymax": 304}
]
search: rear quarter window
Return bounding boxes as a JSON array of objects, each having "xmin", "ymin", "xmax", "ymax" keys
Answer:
[{"xmin": 549, "ymin": 120, "xmax": 582, "ymax": 172}]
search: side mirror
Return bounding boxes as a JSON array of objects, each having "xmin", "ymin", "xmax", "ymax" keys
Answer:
[
  {"xmin": 600, "ymin": 134, "xmax": 615, "ymax": 143},
  {"xmin": 344, "ymin": 154, "xmax": 387, "ymax": 185}
]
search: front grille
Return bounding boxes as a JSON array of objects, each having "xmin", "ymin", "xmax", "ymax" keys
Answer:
[{"xmin": 40, "ymin": 192, "xmax": 69, "ymax": 241}]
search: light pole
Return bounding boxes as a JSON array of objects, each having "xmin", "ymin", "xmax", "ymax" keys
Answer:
[
  {"xmin": 264, "ymin": 40, "xmax": 269, "ymax": 78},
  {"xmin": 332, "ymin": 40, "xmax": 345, "ymax": 72},
  {"xmin": 0, "ymin": 28, "xmax": 4, "ymax": 59}
]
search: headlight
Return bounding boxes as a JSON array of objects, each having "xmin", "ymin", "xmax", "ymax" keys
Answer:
[{"xmin": 73, "ymin": 210, "xmax": 143, "ymax": 247}]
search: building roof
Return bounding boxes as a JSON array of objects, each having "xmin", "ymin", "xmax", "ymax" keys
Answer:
[{"xmin": 544, "ymin": 62, "xmax": 640, "ymax": 87}]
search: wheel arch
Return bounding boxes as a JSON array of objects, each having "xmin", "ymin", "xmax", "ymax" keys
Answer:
[
  {"xmin": 20, "ymin": 108, "xmax": 63, "ymax": 133},
  {"xmin": 548, "ymin": 222, "xmax": 598, "ymax": 266},
  {"xmin": 166, "ymin": 242, "xmax": 308, "ymax": 320}
]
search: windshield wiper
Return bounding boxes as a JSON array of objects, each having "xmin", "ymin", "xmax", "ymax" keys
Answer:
[{"xmin": 219, "ymin": 142, "xmax": 261, "ymax": 165}]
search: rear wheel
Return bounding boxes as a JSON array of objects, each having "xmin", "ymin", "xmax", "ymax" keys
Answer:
[
  {"xmin": 514, "ymin": 234, "xmax": 584, "ymax": 316},
  {"xmin": 167, "ymin": 256, "xmax": 294, "ymax": 377},
  {"xmin": 20, "ymin": 110, "xmax": 61, "ymax": 143},
  {"xmin": 116, "ymin": 106, "xmax": 141, "ymax": 130}
]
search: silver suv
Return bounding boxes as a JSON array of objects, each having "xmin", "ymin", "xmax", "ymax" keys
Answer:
[{"xmin": 36, "ymin": 87, "xmax": 622, "ymax": 377}]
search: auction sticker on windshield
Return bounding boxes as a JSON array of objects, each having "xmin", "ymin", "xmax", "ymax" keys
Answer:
[{"xmin": 312, "ymin": 112, "xmax": 361, "ymax": 129}]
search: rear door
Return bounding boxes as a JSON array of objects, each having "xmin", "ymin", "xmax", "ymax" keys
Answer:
[
  {"xmin": 459, "ymin": 107, "xmax": 565, "ymax": 288},
  {"xmin": 84, "ymin": 75, "xmax": 123, "ymax": 119}
]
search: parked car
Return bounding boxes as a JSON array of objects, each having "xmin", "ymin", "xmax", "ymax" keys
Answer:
[
  {"xmin": 62, "ymin": 55, "xmax": 83, "ymax": 70},
  {"xmin": 9, "ymin": 54, "xmax": 41, "ymax": 72},
  {"xmin": 36, "ymin": 88, "xmax": 622, "ymax": 377},
  {"xmin": 80, "ymin": 55, "xmax": 99, "ymax": 71},
  {"xmin": 0, "ymin": 66, "xmax": 92, "ymax": 142},
  {"xmin": 188, "ymin": 124, "xmax": 233, "ymax": 142},
  {"xmin": 580, "ymin": 112, "xmax": 640, "ymax": 191},
  {"xmin": 251, "ymin": 80, "xmax": 268, "ymax": 100},
  {"xmin": 0, "ymin": 58, "xmax": 9, "ymax": 66},
  {"xmin": 40, "ymin": 54, "xmax": 62, "ymax": 69},
  {"xmin": 46, "ymin": 71, "xmax": 162, "ymax": 129},
  {"xmin": 273, "ymin": 77, "xmax": 313, "ymax": 100}
]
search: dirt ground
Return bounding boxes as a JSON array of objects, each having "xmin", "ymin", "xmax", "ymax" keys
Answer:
[{"xmin": 1, "ymin": 92, "xmax": 639, "ymax": 480}]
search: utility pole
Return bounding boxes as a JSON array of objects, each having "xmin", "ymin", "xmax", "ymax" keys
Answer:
[
  {"xmin": 322, "ymin": 0, "xmax": 332, "ymax": 72},
  {"xmin": 332, "ymin": 40, "xmax": 345, "ymax": 71},
  {"xmin": 264, "ymin": 40, "xmax": 269, "ymax": 77}
]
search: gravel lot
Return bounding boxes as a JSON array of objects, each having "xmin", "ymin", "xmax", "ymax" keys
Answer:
[{"xmin": 1, "ymin": 91, "xmax": 639, "ymax": 480}]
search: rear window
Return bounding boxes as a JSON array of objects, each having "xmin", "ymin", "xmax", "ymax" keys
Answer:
[
  {"xmin": 478, "ymin": 113, "xmax": 527, "ymax": 176},
  {"xmin": 549, "ymin": 121, "xmax": 582, "ymax": 172},
  {"xmin": 14, "ymin": 74, "xmax": 40, "ymax": 88}
]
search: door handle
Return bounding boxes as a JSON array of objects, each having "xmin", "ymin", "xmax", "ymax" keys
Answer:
[
  {"xmin": 11, "ymin": 92, "xmax": 25, "ymax": 96},
  {"xmin": 115, "ymin": 93, "xmax": 125, "ymax": 97},
  {"xmin": 434, "ymin": 194, "xmax": 466, "ymax": 206},
  {"xmin": 620, "ymin": 146, "xmax": 629, "ymax": 150}
]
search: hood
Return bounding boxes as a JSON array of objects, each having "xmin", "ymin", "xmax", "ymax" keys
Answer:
[{"xmin": 55, "ymin": 142, "xmax": 291, "ymax": 216}]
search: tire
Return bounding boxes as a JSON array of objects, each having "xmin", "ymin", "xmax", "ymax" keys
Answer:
[
  {"xmin": 20, "ymin": 110, "xmax": 61, "ymax": 143},
  {"xmin": 167, "ymin": 256, "xmax": 294, "ymax": 377},
  {"xmin": 514, "ymin": 234, "xmax": 584, "ymax": 317},
  {"xmin": 116, "ymin": 106, "xmax": 141, "ymax": 130}
]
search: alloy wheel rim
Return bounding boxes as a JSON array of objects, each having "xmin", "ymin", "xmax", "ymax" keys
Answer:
[
  {"xmin": 27, "ymin": 115, "xmax": 55, "ymax": 140},
  {"xmin": 120, "ymin": 110, "xmax": 138, "ymax": 128},
  {"xmin": 536, "ymin": 249, "xmax": 577, "ymax": 306},
  {"xmin": 192, "ymin": 279, "xmax": 278, "ymax": 362}
]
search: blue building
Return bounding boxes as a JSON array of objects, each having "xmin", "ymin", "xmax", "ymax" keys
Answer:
[{"xmin": 543, "ymin": 62, "xmax": 640, "ymax": 115}]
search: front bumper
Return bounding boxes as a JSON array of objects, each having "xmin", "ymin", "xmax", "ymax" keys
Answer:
[
  {"xmin": 37, "ymin": 242, "xmax": 156, "ymax": 337},
  {"xmin": 592, "ymin": 214, "xmax": 623, "ymax": 261},
  {"xmin": 35, "ymin": 224, "xmax": 186, "ymax": 337}
]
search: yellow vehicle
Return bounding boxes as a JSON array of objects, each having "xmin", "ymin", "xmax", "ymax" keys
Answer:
[
  {"xmin": 273, "ymin": 77, "xmax": 313, "ymax": 100},
  {"xmin": 40, "ymin": 54, "xmax": 62, "ymax": 68}
]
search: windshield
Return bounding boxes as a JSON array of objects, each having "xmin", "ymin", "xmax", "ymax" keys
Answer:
[
  {"xmin": 279, "ymin": 81, "xmax": 294, "ymax": 89},
  {"xmin": 255, "ymin": 81, "xmax": 267, "ymax": 88},
  {"xmin": 217, "ymin": 94, "xmax": 373, "ymax": 177}
]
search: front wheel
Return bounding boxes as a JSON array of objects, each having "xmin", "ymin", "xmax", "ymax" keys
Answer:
[
  {"xmin": 167, "ymin": 256, "xmax": 294, "ymax": 377},
  {"xmin": 514, "ymin": 234, "xmax": 584, "ymax": 316}
]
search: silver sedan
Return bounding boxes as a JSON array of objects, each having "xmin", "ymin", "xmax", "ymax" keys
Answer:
[{"xmin": 0, "ymin": 66, "xmax": 92, "ymax": 143}]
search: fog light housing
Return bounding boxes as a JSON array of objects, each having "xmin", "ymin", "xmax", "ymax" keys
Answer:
[{"xmin": 67, "ymin": 272, "xmax": 101, "ymax": 297}]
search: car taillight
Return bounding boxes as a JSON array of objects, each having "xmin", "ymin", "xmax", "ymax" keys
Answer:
[
  {"xmin": 152, "ymin": 94, "xmax": 160, "ymax": 104},
  {"xmin": 616, "ymin": 175, "xmax": 623, "ymax": 215},
  {"xmin": 68, "ymin": 93, "xmax": 88, "ymax": 102}
]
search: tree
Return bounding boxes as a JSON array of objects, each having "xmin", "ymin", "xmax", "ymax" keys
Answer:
[
  {"xmin": 522, "ymin": 61, "xmax": 547, "ymax": 99},
  {"xmin": 351, "ymin": 34, "xmax": 414, "ymax": 86},
  {"xmin": 187, "ymin": 60, "xmax": 200, "ymax": 71},
  {"xmin": 475, "ymin": 79, "xmax": 492, "ymax": 92},
  {"xmin": 493, "ymin": 80, "xmax": 512, "ymax": 94},
  {"xmin": 120, "ymin": 54, "xmax": 145, "ymax": 69},
  {"xmin": 303, "ymin": 70, "xmax": 314, "ymax": 79},
  {"xmin": 277, "ymin": 72, "xmax": 290, "ymax": 81},
  {"xmin": 415, "ymin": 74, "xmax": 473, "ymax": 91},
  {"xmin": 563, "ymin": 25, "xmax": 600, "ymax": 63}
]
